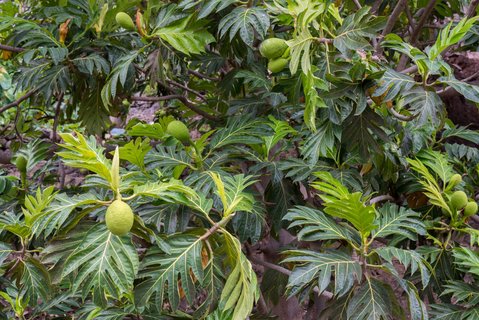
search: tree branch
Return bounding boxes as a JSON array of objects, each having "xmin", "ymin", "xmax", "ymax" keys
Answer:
[
  {"xmin": 247, "ymin": 254, "xmax": 334, "ymax": 299},
  {"xmin": 0, "ymin": 89, "xmax": 38, "ymax": 115},
  {"xmin": 166, "ymin": 79, "xmax": 207, "ymax": 102},
  {"xmin": 188, "ymin": 69, "xmax": 219, "ymax": 81},
  {"xmin": 397, "ymin": 0, "xmax": 438, "ymax": 70},
  {"xmin": 131, "ymin": 94, "xmax": 220, "ymax": 122},
  {"xmin": 466, "ymin": 0, "xmax": 479, "ymax": 18},
  {"xmin": 388, "ymin": 107, "xmax": 419, "ymax": 121},
  {"xmin": 376, "ymin": 0, "xmax": 408, "ymax": 53},
  {"xmin": 0, "ymin": 44, "xmax": 25, "ymax": 53},
  {"xmin": 369, "ymin": 194, "xmax": 396, "ymax": 205}
]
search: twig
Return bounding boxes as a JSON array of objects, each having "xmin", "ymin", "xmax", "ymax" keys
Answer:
[
  {"xmin": 131, "ymin": 95, "xmax": 181, "ymax": 102},
  {"xmin": 397, "ymin": 0, "xmax": 438, "ymax": 70},
  {"xmin": 0, "ymin": 89, "xmax": 38, "ymax": 115},
  {"xmin": 437, "ymin": 70, "xmax": 479, "ymax": 95},
  {"xmin": 131, "ymin": 95, "xmax": 220, "ymax": 121},
  {"xmin": 369, "ymin": 194, "xmax": 395, "ymax": 205},
  {"xmin": 401, "ymin": 65, "xmax": 418, "ymax": 74},
  {"xmin": 52, "ymin": 93, "xmax": 64, "ymax": 143},
  {"xmin": 404, "ymin": 5, "xmax": 416, "ymax": 32},
  {"xmin": 248, "ymin": 254, "xmax": 334, "ymax": 299},
  {"xmin": 352, "ymin": 0, "xmax": 362, "ymax": 9},
  {"xmin": 188, "ymin": 69, "xmax": 219, "ymax": 81},
  {"xmin": 199, "ymin": 222, "xmax": 223, "ymax": 241},
  {"xmin": 0, "ymin": 44, "xmax": 25, "ymax": 53},
  {"xmin": 376, "ymin": 0, "xmax": 408, "ymax": 54},
  {"xmin": 388, "ymin": 107, "xmax": 419, "ymax": 121},
  {"xmin": 314, "ymin": 37, "xmax": 333, "ymax": 44},
  {"xmin": 166, "ymin": 79, "xmax": 207, "ymax": 102},
  {"xmin": 466, "ymin": 0, "xmax": 479, "ymax": 18},
  {"xmin": 409, "ymin": 0, "xmax": 438, "ymax": 44}
]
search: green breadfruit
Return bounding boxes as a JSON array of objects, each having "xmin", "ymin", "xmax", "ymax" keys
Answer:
[
  {"xmin": 116, "ymin": 12, "xmax": 136, "ymax": 31},
  {"xmin": 268, "ymin": 58, "xmax": 289, "ymax": 73},
  {"xmin": 448, "ymin": 174, "xmax": 462, "ymax": 188},
  {"xmin": 464, "ymin": 201, "xmax": 478, "ymax": 217},
  {"xmin": 259, "ymin": 38, "xmax": 288, "ymax": 59},
  {"xmin": 15, "ymin": 156, "xmax": 27, "ymax": 172},
  {"xmin": 450, "ymin": 191, "xmax": 468, "ymax": 210},
  {"xmin": 105, "ymin": 200, "xmax": 134, "ymax": 236},
  {"xmin": 166, "ymin": 120, "xmax": 190, "ymax": 143}
]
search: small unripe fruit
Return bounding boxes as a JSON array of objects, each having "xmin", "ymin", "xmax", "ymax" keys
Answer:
[
  {"xmin": 116, "ymin": 12, "xmax": 136, "ymax": 31},
  {"xmin": 450, "ymin": 191, "xmax": 468, "ymax": 210},
  {"xmin": 448, "ymin": 174, "xmax": 462, "ymax": 188},
  {"xmin": 166, "ymin": 120, "xmax": 190, "ymax": 143},
  {"xmin": 259, "ymin": 38, "xmax": 288, "ymax": 59},
  {"xmin": 268, "ymin": 58, "xmax": 289, "ymax": 73},
  {"xmin": 464, "ymin": 201, "xmax": 478, "ymax": 217},
  {"xmin": 105, "ymin": 200, "xmax": 134, "ymax": 236},
  {"xmin": 15, "ymin": 156, "xmax": 27, "ymax": 172}
]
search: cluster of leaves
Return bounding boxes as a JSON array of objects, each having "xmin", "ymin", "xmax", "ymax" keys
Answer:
[{"xmin": 2, "ymin": 0, "xmax": 479, "ymax": 319}]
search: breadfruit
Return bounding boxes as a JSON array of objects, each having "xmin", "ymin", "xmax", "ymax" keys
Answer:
[
  {"xmin": 268, "ymin": 58, "xmax": 289, "ymax": 73},
  {"xmin": 464, "ymin": 201, "xmax": 478, "ymax": 217},
  {"xmin": 448, "ymin": 174, "xmax": 462, "ymax": 188},
  {"xmin": 166, "ymin": 120, "xmax": 190, "ymax": 143},
  {"xmin": 15, "ymin": 156, "xmax": 27, "ymax": 172},
  {"xmin": 451, "ymin": 191, "xmax": 468, "ymax": 209},
  {"xmin": 259, "ymin": 38, "xmax": 288, "ymax": 59},
  {"xmin": 105, "ymin": 200, "xmax": 134, "ymax": 236},
  {"xmin": 116, "ymin": 12, "xmax": 136, "ymax": 31}
]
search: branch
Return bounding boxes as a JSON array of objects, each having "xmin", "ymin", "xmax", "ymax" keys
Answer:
[
  {"xmin": 409, "ymin": 0, "xmax": 438, "ymax": 45},
  {"xmin": 437, "ymin": 70, "xmax": 479, "ymax": 95},
  {"xmin": 388, "ymin": 107, "xmax": 419, "ymax": 121},
  {"xmin": 313, "ymin": 37, "xmax": 333, "ymax": 44},
  {"xmin": 131, "ymin": 95, "xmax": 220, "ymax": 122},
  {"xmin": 247, "ymin": 254, "xmax": 334, "ymax": 299},
  {"xmin": 166, "ymin": 79, "xmax": 207, "ymax": 102},
  {"xmin": 0, "ymin": 89, "xmax": 38, "ymax": 115},
  {"xmin": 369, "ymin": 194, "xmax": 396, "ymax": 205},
  {"xmin": 0, "ymin": 44, "xmax": 25, "ymax": 53},
  {"xmin": 376, "ymin": 0, "xmax": 407, "ymax": 53},
  {"xmin": 466, "ymin": 0, "xmax": 479, "ymax": 18},
  {"xmin": 188, "ymin": 69, "xmax": 219, "ymax": 81},
  {"xmin": 397, "ymin": 0, "xmax": 438, "ymax": 70}
]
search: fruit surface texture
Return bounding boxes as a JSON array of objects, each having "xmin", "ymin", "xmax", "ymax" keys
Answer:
[
  {"xmin": 451, "ymin": 191, "xmax": 468, "ymax": 209},
  {"xmin": 105, "ymin": 200, "xmax": 134, "ymax": 236},
  {"xmin": 464, "ymin": 201, "xmax": 478, "ymax": 217},
  {"xmin": 449, "ymin": 174, "xmax": 462, "ymax": 188},
  {"xmin": 116, "ymin": 12, "xmax": 135, "ymax": 31},
  {"xmin": 260, "ymin": 38, "xmax": 288, "ymax": 59},
  {"xmin": 167, "ymin": 120, "xmax": 190, "ymax": 143},
  {"xmin": 268, "ymin": 58, "xmax": 289, "ymax": 73}
]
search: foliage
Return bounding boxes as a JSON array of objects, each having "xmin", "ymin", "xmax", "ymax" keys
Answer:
[{"xmin": 1, "ymin": 0, "xmax": 479, "ymax": 319}]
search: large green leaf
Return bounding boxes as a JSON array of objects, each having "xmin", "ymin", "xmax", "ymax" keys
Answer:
[
  {"xmin": 347, "ymin": 278, "xmax": 395, "ymax": 320},
  {"xmin": 57, "ymin": 132, "xmax": 112, "ymax": 183},
  {"xmin": 283, "ymin": 250, "xmax": 361, "ymax": 297},
  {"xmin": 375, "ymin": 247, "xmax": 431, "ymax": 287},
  {"xmin": 153, "ymin": 17, "xmax": 215, "ymax": 55},
  {"xmin": 312, "ymin": 171, "xmax": 377, "ymax": 237},
  {"xmin": 209, "ymin": 117, "xmax": 269, "ymax": 150},
  {"xmin": 61, "ymin": 224, "xmax": 139, "ymax": 307},
  {"xmin": 134, "ymin": 234, "xmax": 204, "ymax": 310},
  {"xmin": 217, "ymin": 231, "xmax": 258, "ymax": 320},
  {"xmin": 333, "ymin": 7, "xmax": 386, "ymax": 55},
  {"xmin": 372, "ymin": 203, "xmax": 425, "ymax": 241},
  {"xmin": 218, "ymin": 7, "xmax": 269, "ymax": 47},
  {"xmin": 284, "ymin": 206, "xmax": 361, "ymax": 245}
]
